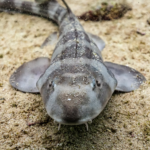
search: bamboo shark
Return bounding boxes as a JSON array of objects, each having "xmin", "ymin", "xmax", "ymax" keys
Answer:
[{"xmin": 0, "ymin": 0, "xmax": 146, "ymax": 130}]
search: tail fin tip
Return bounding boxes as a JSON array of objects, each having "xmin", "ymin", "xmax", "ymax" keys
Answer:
[{"xmin": 62, "ymin": 0, "xmax": 72, "ymax": 13}]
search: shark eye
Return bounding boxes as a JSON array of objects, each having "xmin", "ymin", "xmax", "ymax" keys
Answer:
[
  {"xmin": 96, "ymin": 80, "xmax": 101, "ymax": 87},
  {"xmin": 48, "ymin": 81, "xmax": 55, "ymax": 89},
  {"xmin": 91, "ymin": 79, "xmax": 101, "ymax": 90}
]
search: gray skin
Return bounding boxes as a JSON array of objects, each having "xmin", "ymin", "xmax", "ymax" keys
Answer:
[{"xmin": 0, "ymin": 0, "xmax": 146, "ymax": 128}]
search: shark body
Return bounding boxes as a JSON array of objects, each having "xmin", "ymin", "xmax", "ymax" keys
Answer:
[{"xmin": 0, "ymin": 0, "xmax": 146, "ymax": 129}]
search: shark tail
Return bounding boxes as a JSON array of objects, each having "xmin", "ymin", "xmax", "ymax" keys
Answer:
[{"xmin": 0, "ymin": 0, "xmax": 67, "ymax": 24}]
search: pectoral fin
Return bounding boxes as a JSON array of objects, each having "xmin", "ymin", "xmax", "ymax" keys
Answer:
[
  {"xmin": 10, "ymin": 57, "xmax": 50, "ymax": 93},
  {"xmin": 87, "ymin": 32, "xmax": 105, "ymax": 51},
  {"xmin": 104, "ymin": 62, "xmax": 146, "ymax": 92},
  {"xmin": 41, "ymin": 32, "xmax": 58, "ymax": 48}
]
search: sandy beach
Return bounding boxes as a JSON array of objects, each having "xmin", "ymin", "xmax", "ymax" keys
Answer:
[{"xmin": 0, "ymin": 0, "xmax": 150, "ymax": 149}]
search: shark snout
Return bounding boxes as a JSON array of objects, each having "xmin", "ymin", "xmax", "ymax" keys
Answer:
[
  {"xmin": 47, "ymin": 96, "xmax": 89, "ymax": 125},
  {"xmin": 62, "ymin": 105, "xmax": 81, "ymax": 123},
  {"xmin": 45, "ymin": 85, "xmax": 102, "ymax": 125},
  {"xmin": 49, "ymin": 102, "xmax": 93, "ymax": 125}
]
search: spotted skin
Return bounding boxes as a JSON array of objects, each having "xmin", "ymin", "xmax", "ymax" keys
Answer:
[{"xmin": 0, "ymin": 0, "xmax": 146, "ymax": 127}]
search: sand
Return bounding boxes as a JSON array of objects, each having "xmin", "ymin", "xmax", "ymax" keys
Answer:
[{"xmin": 0, "ymin": 0, "xmax": 150, "ymax": 149}]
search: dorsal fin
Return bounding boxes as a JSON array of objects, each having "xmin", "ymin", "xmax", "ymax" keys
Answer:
[{"xmin": 62, "ymin": 0, "xmax": 72, "ymax": 13}]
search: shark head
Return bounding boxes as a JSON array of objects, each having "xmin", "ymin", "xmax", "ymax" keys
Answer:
[{"xmin": 39, "ymin": 67, "xmax": 116, "ymax": 127}]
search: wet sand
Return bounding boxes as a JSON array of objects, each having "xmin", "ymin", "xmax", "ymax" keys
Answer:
[{"xmin": 0, "ymin": 0, "xmax": 150, "ymax": 149}]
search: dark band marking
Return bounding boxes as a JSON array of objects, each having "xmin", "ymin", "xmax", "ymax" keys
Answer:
[
  {"xmin": 54, "ymin": 5, "xmax": 64, "ymax": 22},
  {"xmin": 39, "ymin": 2, "xmax": 49, "ymax": 18},
  {"xmin": 52, "ymin": 43, "xmax": 102, "ymax": 63},
  {"xmin": 46, "ymin": 63, "xmax": 103, "ymax": 82},
  {"xmin": 21, "ymin": 1, "xmax": 32, "ymax": 12},
  {"xmin": 0, "ymin": 0, "xmax": 16, "ymax": 11},
  {"xmin": 54, "ymin": 30, "xmax": 91, "ymax": 51},
  {"xmin": 59, "ymin": 14, "xmax": 83, "ymax": 33}
]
